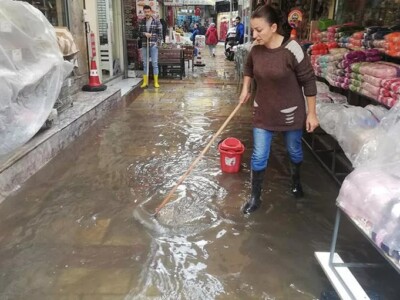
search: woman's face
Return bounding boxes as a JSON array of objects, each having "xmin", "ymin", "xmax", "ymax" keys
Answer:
[{"xmin": 251, "ymin": 17, "xmax": 277, "ymax": 46}]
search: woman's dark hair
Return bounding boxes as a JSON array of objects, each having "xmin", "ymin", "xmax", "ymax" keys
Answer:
[{"xmin": 251, "ymin": 4, "xmax": 291, "ymax": 38}]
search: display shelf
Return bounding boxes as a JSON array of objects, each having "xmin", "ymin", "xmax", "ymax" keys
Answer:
[
  {"xmin": 341, "ymin": 208, "xmax": 400, "ymax": 273},
  {"xmin": 302, "ymin": 128, "xmax": 353, "ymax": 185},
  {"xmin": 316, "ymin": 76, "xmax": 391, "ymax": 110},
  {"xmin": 315, "ymin": 208, "xmax": 400, "ymax": 300},
  {"xmin": 315, "ymin": 252, "xmax": 370, "ymax": 300}
]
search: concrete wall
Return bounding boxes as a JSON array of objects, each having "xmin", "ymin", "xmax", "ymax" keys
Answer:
[{"xmin": 69, "ymin": 0, "xmax": 89, "ymax": 77}]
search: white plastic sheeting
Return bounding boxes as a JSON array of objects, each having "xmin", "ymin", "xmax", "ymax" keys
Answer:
[
  {"xmin": 337, "ymin": 101, "xmax": 400, "ymax": 265},
  {"xmin": 317, "ymin": 103, "xmax": 389, "ymax": 164},
  {"xmin": 354, "ymin": 100, "xmax": 400, "ymax": 167},
  {"xmin": 0, "ymin": 0, "xmax": 73, "ymax": 158}
]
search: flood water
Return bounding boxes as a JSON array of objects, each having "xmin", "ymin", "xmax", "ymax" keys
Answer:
[{"xmin": 1, "ymin": 48, "xmax": 399, "ymax": 300}]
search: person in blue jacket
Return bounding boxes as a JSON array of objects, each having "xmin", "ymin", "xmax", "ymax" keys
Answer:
[{"xmin": 235, "ymin": 16, "xmax": 244, "ymax": 44}]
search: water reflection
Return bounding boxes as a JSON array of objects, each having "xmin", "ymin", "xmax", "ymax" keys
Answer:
[
  {"xmin": 126, "ymin": 236, "xmax": 224, "ymax": 300},
  {"xmin": 1, "ymin": 47, "xmax": 399, "ymax": 299}
]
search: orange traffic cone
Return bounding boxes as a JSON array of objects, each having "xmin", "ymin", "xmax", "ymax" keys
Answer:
[
  {"xmin": 194, "ymin": 48, "xmax": 205, "ymax": 67},
  {"xmin": 82, "ymin": 59, "xmax": 107, "ymax": 92}
]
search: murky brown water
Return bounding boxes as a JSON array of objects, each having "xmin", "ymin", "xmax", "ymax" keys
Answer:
[{"xmin": 0, "ymin": 48, "xmax": 399, "ymax": 299}]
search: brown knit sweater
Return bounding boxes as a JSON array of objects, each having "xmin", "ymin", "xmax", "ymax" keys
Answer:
[{"xmin": 244, "ymin": 39, "xmax": 317, "ymax": 131}]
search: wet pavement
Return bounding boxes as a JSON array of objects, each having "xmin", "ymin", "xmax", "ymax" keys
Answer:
[{"xmin": 0, "ymin": 46, "xmax": 400, "ymax": 299}]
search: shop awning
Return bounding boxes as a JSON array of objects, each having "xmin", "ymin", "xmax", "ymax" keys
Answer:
[{"xmin": 164, "ymin": 0, "xmax": 216, "ymax": 6}]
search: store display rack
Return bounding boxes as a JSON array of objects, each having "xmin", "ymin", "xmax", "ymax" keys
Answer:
[
  {"xmin": 303, "ymin": 73, "xmax": 398, "ymax": 185},
  {"xmin": 303, "ymin": 127, "xmax": 352, "ymax": 185},
  {"xmin": 311, "ymin": 60, "xmax": 400, "ymax": 298},
  {"xmin": 315, "ymin": 208, "xmax": 400, "ymax": 300}
]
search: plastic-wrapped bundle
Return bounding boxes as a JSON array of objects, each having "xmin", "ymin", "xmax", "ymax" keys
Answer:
[
  {"xmin": 0, "ymin": 1, "xmax": 73, "ymax": 159},
  {"xmin": 316, "ymin": 103, "xmax": 348, "ymax": 138},
  {"xmin": 337, "ymin": 168, "xmax": 400, "ymax": 227},
  {"xmin": 372, "ymin": 211, "xmax": 400, "ymax": 263},
  {"xmin": 364, "ymin": 104, "xmax": 389, "ymax": 121},
  {"xmin": 338, "ymin": 146, "xmax": 400, "ymax": 264},
  {"xmin": 335, "ymin": 105, "xmax": 382, "ymax": 163},
  {"xmin": 316, "ymin": 81, "xmax": 330, "ymax": 93},
  {"xmin": 354, "ymin": 101, "xmax": 400, "ymax": 167},
  {"xmin": 327, "ymin": 92, "xmax": 347, "ymax": 104}
]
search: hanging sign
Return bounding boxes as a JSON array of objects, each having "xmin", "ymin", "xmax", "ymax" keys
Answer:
[
  {"xmin": 288, "ymin": 9, "xmax": 303, "ymax": 29},
  {"xmin": 164, "ymin": 0, "xmax": 183, "ymax": 6},
  {"xmin": 183, "ymin": 0, "xmax": 215, "ymax": 5},
  {"xmin": 136, "ymin": 0, "xmax": 160, "ymax": 20}
]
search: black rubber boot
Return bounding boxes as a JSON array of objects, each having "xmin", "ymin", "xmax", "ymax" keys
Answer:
[
  {"xmin": 242, "ymin": 169, "xmax": 265, "ymax": 214},
  {"xmin": 290, "ymin": 161, "xmax": 304, "ymax": 198}
]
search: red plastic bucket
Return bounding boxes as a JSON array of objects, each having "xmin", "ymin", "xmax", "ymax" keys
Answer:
[{"xmin": 218, "ymin": 137, "xmax": 245, "ymax": 173}]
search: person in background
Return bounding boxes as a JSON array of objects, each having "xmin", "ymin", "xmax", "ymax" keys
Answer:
[
  {"xmin": 139, "ymin": 5, "xmax": 163, "ymax": 88},
  {"xmin": 190, "ymin": 23, "xmax": 200, "ymax": 57},
  {"xmin": 205, "ymin": 23, "xmax": 218, "ymax": 57},
  {"xmin": 235, "ymin": 16, "xmax": 244, "ymax": 44},
  {"xmin": 190, "ymin": 23, "xmax": 199, "ymax": 46},
  {"xmin": 239, "ymin": 4, "xmax": 319, "ymax": 214},
  {"xmin": 199, "ymin": 23, "xmax": 206, "ymax": 35},
  {"xmin": 160, "ymin": 18, "xmax": 167, "ymax": 43}
]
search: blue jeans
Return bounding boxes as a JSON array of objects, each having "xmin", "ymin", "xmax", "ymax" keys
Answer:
[
  {"xmin": 251, "ymin": 128, "xmax": 303, "ymax": 171},
  {"xmin": 141, "ymin": 45, "xmax": 159, "ymax": 75}
]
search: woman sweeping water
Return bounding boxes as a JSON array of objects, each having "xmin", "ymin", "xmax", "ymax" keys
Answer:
[{"xmin": 239, "ymin": 4, "xmax": 319, "ymax": 214}]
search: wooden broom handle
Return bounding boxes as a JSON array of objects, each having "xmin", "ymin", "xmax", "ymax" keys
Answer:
[{"xmin": 154, "ymin": 102, "xmax": 243, "ymax": 216}]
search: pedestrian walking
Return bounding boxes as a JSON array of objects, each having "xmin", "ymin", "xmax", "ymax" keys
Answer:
[
  {"xmin": 139, "ymin": 5, "xmax": 163, "ymax": 88},
  {"xmin": 205, "ymin": 23, "xmax": 218, "ymax": 57},
  {"xmin": 239, "ymin": 4, "xmax": 319, "ymax": 214}
]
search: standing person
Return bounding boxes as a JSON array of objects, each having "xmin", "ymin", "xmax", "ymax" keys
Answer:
[
  {"xmin": 239, "ymin": 4, "xmax": 319, "ymax": 214},
  {"xmin": 235, "ymin": 16, "xmax": 244, "ymax": 44},
  {"xmin": 190, "ymin": 23, "xmax": 199, "ymax": 46},
  {"xmin": 160, "ymin": 18, "xmax": 167, "ymax": 43},
  {"xmin": 205, "ymin": 23, "xmax": 218, "ymax": 57},
  {"xmin": 190, "ymin": 23, "xmax": 200, "ymax": 56},
  {"xmin": 139, "ymin": 5, "xmax": 163, "ymax": 88}
]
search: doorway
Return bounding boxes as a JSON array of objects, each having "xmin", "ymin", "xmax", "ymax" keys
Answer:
[{"xmin": 97, "ymin": 0, "xmax": 124, "ymax": 81}]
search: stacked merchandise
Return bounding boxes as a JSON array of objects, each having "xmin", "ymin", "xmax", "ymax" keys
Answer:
[
  {"xmin": 333, "ymin": 24, "xmax": 364, "ymax": 48},
  {"xmin": 348, "ymin": 31, "xmax": 364, "ymax": 50},
  {"xmin": 322, "ymin": 48, "xmax": 348, "ymax": 89},
  {"xmin": 363, "ymin": 26, "xmax": 392, "ymax": 51},
  {"xmin": 379, "ymin": 78, "xmax": 400, "ymax": 107},
  {"xmin": 315, "ymin": 51, "xmax": 344, "ymax": 82},
  {"xmin": 385, "ymin": 32, "xmax": 400, "ymax": 57},
  {"xmin": 310, "ymin": 43, "xmax": 329, "ymax": 77},
  {"xmin": 350, "ymin": 61, "xmax": 400, "ymax": 107}
]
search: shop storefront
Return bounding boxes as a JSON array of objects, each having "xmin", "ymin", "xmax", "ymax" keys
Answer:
[
  {"xmin": 21, "ymin": 0, "xmax": 70, "ymax": 27},
  {"xmin": 283, "ymin": 0, "xmax": 400, "ymax": 297},
  {"xmin": 85, "ymin": 0, "xmax": 125, "ymax": 82},
  {"xmin": 233, "ymin": 1, "xmax": 400, "ymax": 297},
  {"xmin": 24, "ymin": 0, "xmax": 126, "ymax": 82},
  {"xmin": 335, "ymin": 0, "xmax": 400, "ymax": 26}
]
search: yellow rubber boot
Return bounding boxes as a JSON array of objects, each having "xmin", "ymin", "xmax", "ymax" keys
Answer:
[
  {"xmin": 140, "ymin": 75, "xmax": 148, "ymax": 88},
  {"xmin": 154, "ymin": 75, "xmax": 160, "ymax": 88}
]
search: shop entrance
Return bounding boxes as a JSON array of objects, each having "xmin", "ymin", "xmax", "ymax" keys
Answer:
[{"xmin": 96, "ymin": 0, "xmax": 124, "ymax": 81}]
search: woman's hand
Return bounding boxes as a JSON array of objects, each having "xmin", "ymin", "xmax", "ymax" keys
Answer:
[
  {"xmin": 306, "ymin": 112, "xmax": 319, "ymax": 132},
  {"xmin": 239, "ymin": 90, "xmax": 251, "ymax": 104}
]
